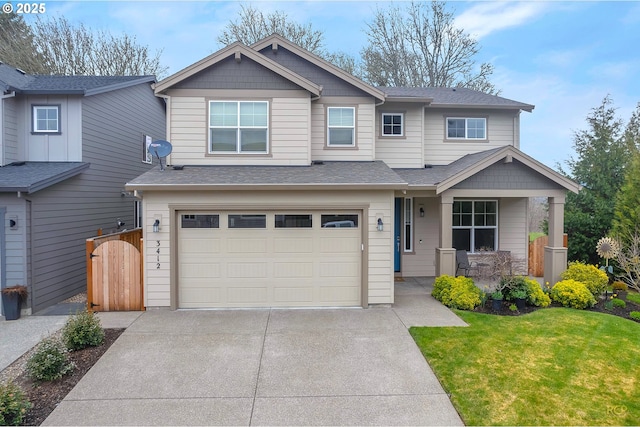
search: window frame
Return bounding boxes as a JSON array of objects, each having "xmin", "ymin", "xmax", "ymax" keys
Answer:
[
  {"xmin": 208, "ymin": 100, "xmax": 269, "ymax": 154},
  {"xmin": 31, "ymin": 105, "xmax": 61, "ymax": 134},
  {"xmin": 327, "ymin": 106, "xmax": 356, "ymax": 147},
  {"xmin": 445, "ymin": 117, "xmax": 487, "ymax": 140},
  {"xmin": 381, "ymin": 112, "xmax": 404, "ymax": 137},
  {"xmin": 404, "ymin": 197, "xmax": 413, "ymax": 252},
  {"xmin": 452, "ymin": 200, "xmax": 498, "ymax": 253}
]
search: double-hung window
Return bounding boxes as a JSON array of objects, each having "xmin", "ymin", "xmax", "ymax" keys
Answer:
[
  {"xmin": 209, "ymin": 101, "xmax": 268, "ymax": 153},
  {"xmin": 32, "ymin": 105, "xmax": 60, "ymax": 133},
  {"xmin": 452, "ymin": 200, "xmax": 497, "ymax": 252},
  {"xmin": 327, "ymin": 107, "xmax": 355, "ymax": 146},
  {"xmin": 381, "ymin": 113, "xmax": 403, "ymax": 136},
  {"xmin": 446, "ymin": 117, "xmax": 486, "ymax": 140}
]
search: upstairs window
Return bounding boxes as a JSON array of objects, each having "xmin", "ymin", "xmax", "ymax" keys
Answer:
[
  {"xmin": 446, "ymin": 117, "xmax": 486, "ymax": 140},
  {"xmin": 381, "ymin": 113, "xmax": 403, "ymax": 136},
  {"xmin": 209, "ymin": 101, "xmax": 268, "ymax": 153},
  {"xmin": 32, "ymin": 105, "xmax": 60, "ymax": 133},
  {"xmin": 327, "ymin": 107, "xmax": 355, "ymax": 146}
]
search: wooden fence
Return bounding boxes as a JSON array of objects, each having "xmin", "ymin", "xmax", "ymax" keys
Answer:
[
  {"xmin": 528, "ymin": 234, "xmax": 568, "ymax": 277},
  {"xmin": 86, "ymin": 228, "xmax": 144, "ymax": 311}
]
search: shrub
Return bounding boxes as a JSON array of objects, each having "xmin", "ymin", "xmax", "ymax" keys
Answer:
[
  {"xmin": 26, "ymin": 337, "xmax": 75, "ymax": 381},
  {"xmin": 499, "ymin": 276, "xmax": 529, "ymax": 301},
  {"xmin": 612, "ymin": 281, "xmax": 628, "ymax": 291},
  {"xmin": 560, "ymin": 261, "xmax": 608, "ymax": 296},
  {"xmin": 612, "ymin": 298, "xmax": 626, "ymax": 308},
  {"xmin": 551, "ymin": 279, "xmax": 597, "ymax": 309},
  {"xmin": 526, "ymin": 278, "xmax": 551, "ymax": 307},
  {"xmin": 433, "ymin": 275, "xmax": 482, "ymax": 310},
  {"xmin": 0, "ymin": 382, "xmax": 31, "ymax": 426},
  {"xmin": 630, "ymin": 311, "xmax": 640, "ymax": 321},
  {"xmin": 62, "ymin": 310, "xmax": 105, "ymax": 351}
]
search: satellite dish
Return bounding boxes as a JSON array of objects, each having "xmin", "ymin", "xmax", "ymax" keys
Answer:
[{"xmin": 148, "ymin": 140, "xmax": 173, "ymax": 171}]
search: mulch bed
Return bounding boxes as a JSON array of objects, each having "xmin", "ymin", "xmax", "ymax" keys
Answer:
[
  {"xmin": 475, "ymin": 295, "xmax": 640, "ymax": 322},
  {"xmin": 12, "ymin": 328, "xmax": 124, "ymax": 426}
]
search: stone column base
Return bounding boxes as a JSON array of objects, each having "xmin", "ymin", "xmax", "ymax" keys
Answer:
[
  {"xmin": 436, "ymin": 248, "xmax": 457, "ymax": 277},
  {"xmin": 543, "ymin": 246, "xmax": 568, "ymax": 286}
]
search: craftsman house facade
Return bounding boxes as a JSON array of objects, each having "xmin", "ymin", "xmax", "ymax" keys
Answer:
[
  {"xmin": 0, "ymin": 63, "xmax": 165, "ymax": 315},
  {"xmin": 126, "ymin": 35, "xmax": 579, "ymax": 309}
]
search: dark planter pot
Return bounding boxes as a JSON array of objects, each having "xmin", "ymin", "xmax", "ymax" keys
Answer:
[
  {"xmin": 615, "ymin": 291, "xmax": 627, "ymax": 300},
  {"xmin": 492, "ymin": 299, "xmax": 503, "ymax": 312},
  {"xmin": 515, "ymin": 298, "xmax": 527, "ymax": 311},
  {"xmin": 2, "ymin": 292, "xmax": 22, "ymax": 320}
]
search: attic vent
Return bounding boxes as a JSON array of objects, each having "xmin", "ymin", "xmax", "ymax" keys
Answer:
[
  {"xmin": 424, "ymin": 164, "xmax": 432, "ymax": 169},
  {"xmin": 312, "ymin": 160, "xmax": 324, "ymax": 165},
  {"xmin": 15, "ymin": 68, "xmax": 26, "ymax": 75}
]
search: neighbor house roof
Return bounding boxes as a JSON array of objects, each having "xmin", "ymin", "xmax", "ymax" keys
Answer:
[
  {"xmin": 0, "ymin": 62, "xmax": 155, "ymax": 96},
  {"xmin": 0, "ymin": 162, "xmax": 90, "ymax": 193},
  {"xmin": 381, "ymin": 87, "xmax": 535, "ymax": 112},
  {"xmin": 126, "ymin": 161, "xmax": 408, "ymax": 191}
]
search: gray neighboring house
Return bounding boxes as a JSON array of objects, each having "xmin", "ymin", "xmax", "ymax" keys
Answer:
[{"xmin": 0, "ymin": 63, "xmax": 165, "ymax": 315}]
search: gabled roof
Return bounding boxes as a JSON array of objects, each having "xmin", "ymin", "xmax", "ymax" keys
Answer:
[
  {"xmin": 125, "ymin": 161, "xmax": 407, "ymax": 191},
  {"xmin": 0, "ymin": 162, "xmax": 89, "ymax": 193},
  {"xmin": 154, "ymin": 42, "xmax": 322, "ymax": 96},
  {"xmin": 394, "ymin": 146, "xmax": 580, "ymax": 194},
  {"xmin": 251, "ymin": 34, "xmax": 386, "ymax": 102},
  {"xmin": 0, "ymin": 62, "xmax": 155, "ymax": 96},
  {"xmin": 381, "ymin": 87, "xmax": 534, "ymax": 112}
]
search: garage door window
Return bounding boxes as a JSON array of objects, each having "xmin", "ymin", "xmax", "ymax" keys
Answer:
[
  {"xmin": 275, "ymin": 214, "xmax": 312, "ymax": 228},
  {"xmin": 228, "ymin": 214, "xmax": 266, "ymax": 228},
  {"xmin": 321, "ymin": 214, "xmax": 359, "ymax": 228},
  {"xmin": 181, "ymin": 214, "xmax": 219, "ymax": 228}
]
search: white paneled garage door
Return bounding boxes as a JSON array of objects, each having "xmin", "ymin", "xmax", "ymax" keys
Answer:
[{"xmin": 178, "ymin": 211, "xmax": 362, "ymax": 308}]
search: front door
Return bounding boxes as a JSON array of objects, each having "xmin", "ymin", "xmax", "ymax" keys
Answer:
[{"xmin": 394, "ymin": 198, "xmax": 401, "ymax": 272}]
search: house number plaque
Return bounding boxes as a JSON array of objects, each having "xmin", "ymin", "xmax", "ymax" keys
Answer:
[{"xmin": 156, "ymin": 240, "xmax": 161, "ymax": 269}]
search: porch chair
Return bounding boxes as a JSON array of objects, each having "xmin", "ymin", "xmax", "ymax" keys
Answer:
[{"xmin": 456, "ymin": 249, "xmax": 479, "ymax": 277}]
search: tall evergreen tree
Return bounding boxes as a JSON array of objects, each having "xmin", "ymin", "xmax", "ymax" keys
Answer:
[{"xmin": 0, "ymin": 12, "xmax": 46, "ymax": 73}]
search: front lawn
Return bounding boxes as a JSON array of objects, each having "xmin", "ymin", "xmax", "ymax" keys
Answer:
[{"xmin": 410, "ymin": 308, "xmax": 639, "ymax": 426}]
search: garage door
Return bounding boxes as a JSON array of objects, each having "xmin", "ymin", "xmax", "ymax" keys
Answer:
[{"xmin": 178, "ymin": 212, "xmax": 362, "ymax": 308}]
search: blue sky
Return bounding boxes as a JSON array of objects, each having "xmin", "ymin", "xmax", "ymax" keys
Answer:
[{"xmin": 22, "ymin": 0, "xmax": 640, "ymax": 169}]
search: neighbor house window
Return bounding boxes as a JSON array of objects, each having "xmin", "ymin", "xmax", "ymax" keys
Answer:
[
  {"xmin": 381, "ymin": 113, "xmax": 403, "ymax": 136},
  {"xmin": 327, "ymin": 107, "xmax": 355, "ymax": 146},
  {"xmin": 209, "ymin": 101, "xmax": 268, "ymax": 153},
  {"xmin": 446, "ymin": 117, "xmax": 486, "ymax": 139},
  {"xmin": 228, "ymin": 214, "xmax": 266, "ymax": 229},
  {"xmin": 181, "ymin": 214, "xmax": 220, "ymax": 228},
  {"xmin": 275, "ymin": 214, "xmax": 312, "ymax": 228},
  {"xmin": 32, "ymin": 105, "xmax": 60, "ymax": 133},
  {"xmin": 452, "ymin": 200, "xmax": 497, "ymax": 252},
  {"xmin": 404, "ymin": 198, "xmax": 413, "ymax": 252}
]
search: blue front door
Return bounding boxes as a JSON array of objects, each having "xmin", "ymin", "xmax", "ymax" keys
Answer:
[{"xmin": 394, "ymin": 198, "xmax": 401, "ymax": 272}]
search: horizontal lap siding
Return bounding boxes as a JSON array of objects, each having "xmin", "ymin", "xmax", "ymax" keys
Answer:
[
  {"xmin": 498, "ymin": 197, "xmax": 528, "ymax": 274},
  {"xmin": 142, "ymin": 190, "xmax": 394, "ymax": 307},
  {"xmin": 375, "ymin": 104, "xmax": 423, "ymax": 168},
  {"xmin": 424, "ymin": 109, "xmax": 519, "ymax": 165},
  {"xmin": 0, "ymin": 197, "xmax": 28, "ymax": 292},
  {"xmin": 169, "ymin": 95, "xmax": 310, "ymax": 166},
  {"xmin": 27, "ymin": 84, "xmax": 165, "ymax": 312}
]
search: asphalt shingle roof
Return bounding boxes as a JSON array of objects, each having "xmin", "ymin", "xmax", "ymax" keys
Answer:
[
  {"xmin": 0, "ymin": 62, "xmax": 154, "ymax": 95},
  {"xmin": 380, "ymin": 87, "xmax": 534, "ymax": 111},
  {"xmin": 0, "ymin": 162, "xmax": 90, "ymax": 193},
  {"xmin": 126, "ymin": 161, "xmax": 407, "ymax": 190}
]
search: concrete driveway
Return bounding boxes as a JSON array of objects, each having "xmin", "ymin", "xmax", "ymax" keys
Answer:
[{"xmin": 44, "ymin": 280, "xmax": 465, "ymax": 426}]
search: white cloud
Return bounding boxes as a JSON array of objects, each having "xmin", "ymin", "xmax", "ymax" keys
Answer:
[{"xmin": 455, "ymin": 1, "xmax": 548, "ymax": 39}]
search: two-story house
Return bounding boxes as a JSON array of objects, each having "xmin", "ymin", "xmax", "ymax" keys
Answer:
[
  {"xmin": 0, "ymin": 63, "xmax": 165, "ymax": 316},
  {"xmin": 126, "ymin": 35, "xmax": 579, "ymax": 310}
]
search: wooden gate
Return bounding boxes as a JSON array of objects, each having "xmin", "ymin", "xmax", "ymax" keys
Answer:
[
  {"xmin": 86, "ymin": 229, "xmax": 144, "ymax": 311},
  {"xmin": 528, "ymin": 234, "xmax": 568, "ymax": 277}
]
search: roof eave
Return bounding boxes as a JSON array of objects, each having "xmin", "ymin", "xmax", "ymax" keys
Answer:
[
  {"xmin": 125, "ymin": 182, "xmax": 408, "ymax": 192},
  {"xmin": 85, "ymin": 76, "xmax": 156, "ymax": 96},
  {"xmin": 28, "ymin": 163, "xmax": 90, "ymax": 193},
  {"xmin": 429, "ymin": 103, "xmax": 535, "ymax": 112},
  {"xmin": 384, "ymin": 96, "xmax": 433, "ymax": 104}
]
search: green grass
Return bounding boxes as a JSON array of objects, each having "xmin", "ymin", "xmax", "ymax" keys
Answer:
[
  {"xmin": 626, "ymin": 291, "xmax": 640, "ymax": 305},
  {"xmin": 410, "ymin": 308, "xmax": 640, "ymax": 426}
]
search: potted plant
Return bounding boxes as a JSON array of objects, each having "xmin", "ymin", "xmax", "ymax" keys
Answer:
[
  {"xmin": 491, "ymin": 290, "xmax": 503, "ymax": 312},
  {"xmin": 1, "ymin": 285, "xmax": 28, "ymax": 320},
  {"xmin": 511, "ymin": 289, "xmax": 528, "ymax": 310},
  {"xmin": 612, "ymin": 281, "xmax": 627, "ymax": 300}
]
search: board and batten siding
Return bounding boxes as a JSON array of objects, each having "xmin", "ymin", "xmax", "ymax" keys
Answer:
[
  {"xmin": 424, "ymin": 108, "xmax": 521, "ymax": 165},
  {"xmin": 310, "ymin": 100, "xmax": 375, "ymax": 162},
  {"xmin": 23, "ymin": 83, "xmax": 165, "ymax": 313},
  {"xmin": 497, "ymin": 197, "xmax": 528, "ymax": 274},
  {"xmin": 1, "ymin": 96, "xmax": 20, "ymax": 165},
  {"xmin": 141, "ymin": 189, "xmax": 395, "ymax": 308},
  {"xmin": 167, "ymin": 94, "xmax": 311, "ymax": 166},
  {"xmin": 16, "ymin": 96, "xmax": 83, "ymax": 162},
  {"xmin": 375, "ymin": 103, "xmax": 424, "ymax": 168}
]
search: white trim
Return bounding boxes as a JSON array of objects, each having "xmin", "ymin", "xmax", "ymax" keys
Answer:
[
  {"xmin": 404, "ymin": 197, "xmax": 413, "ymax": 252},
  {"xmin": 381, "ymin": 112, "xmax": 404, "ymax": 137},
  {"xmin": 327, "ymin": 106, "xmax": 355, "ymax": 147},
  {"xmin": 32, "ymin": 105, "xmax": 60, "ymax": 133},
  {"xmin": 208, "ymin": 100, "xmax": 269, "ymax": 154},
  {"xmin": 452, "ymin": 199, "xmax": 498, "ymax": 252},
  {"xmin": 446, "ymin": 117, "xmax": 486, "ymax": 140}
]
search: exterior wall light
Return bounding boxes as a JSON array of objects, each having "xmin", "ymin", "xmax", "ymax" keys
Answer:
[
  {"xmin": 377, "ymin": 218, "xmax": 383, "ymax": 231},
  {"xmin": 419, "ymin": 207, "xmax": 425, "ymax": 217},
  {"xmin": 153, "ymin": 219, "xmax": 160, "ymax": 233}
]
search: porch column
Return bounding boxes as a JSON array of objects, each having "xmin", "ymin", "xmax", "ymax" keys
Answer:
[
  {"xmin": 544, "ymin": 195, "xmax": 567, "ymax": 286},
  {"xmin": 436, "ymin": 194, "xmax": 456, "ymax": 276}
]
